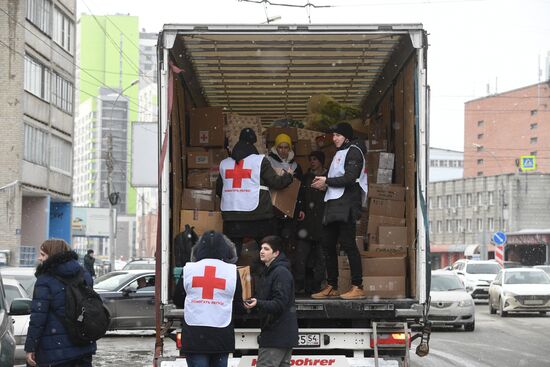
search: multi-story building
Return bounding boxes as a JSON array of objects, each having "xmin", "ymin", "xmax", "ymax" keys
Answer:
[
  {"xmin": 73, "ymin": 15, "xmax": 140, "ymax": 259},
  {"xmin": 0, "ymin": 0, "xmax": 76, "ymax": 266},
  {"xmin": 429, "ymin": 147, "xmax": 463, "ymax": 182},
  {"xmin": 428, "ymin": 173, "xmax": 550, "ymax": 269},
  {"xmin": 464, "ymin": 82, "xmax": 550, "ymax": 178}
]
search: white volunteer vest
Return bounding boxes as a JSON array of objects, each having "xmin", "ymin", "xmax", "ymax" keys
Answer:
[
  {"xmin": 324, "ymin": 145, "xmax": 368, "ymax": 202},
  {"xmin": 219, "ymin": 154, "xmax": 264, "ymax": 211},
  {"xmin": 183, "ymin": 258, "xmax": 237, "ymax": 328}
]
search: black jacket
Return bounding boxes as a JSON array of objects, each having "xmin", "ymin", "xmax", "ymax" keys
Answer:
[
  {"xmin": 297, "ymin": 168, "xmax": 327, "ymax": 241},
  {"xmin": 173, "ymin": 270, "xmax": 245, "ymax": 353},
  {"xmin": 323, "ymin": 140, "xmax": 366, "ymax": 224},
  {"xmin": 83, "ymin": 254, "xmax": 95, "ymax": 277},
  {"xmin": 255, "ymin": 253, "xmax": 298, "ymax": 348}
]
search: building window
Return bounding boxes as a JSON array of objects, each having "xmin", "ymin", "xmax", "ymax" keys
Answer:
[
  {"xmin": 437, "ymin": 221, "xmax": 442, "ymax": 234},
  {"xmin": 466, "ymin": 193, "xmax": 472, "ymax": 207},
  {"xmin": 477, "ymin": 219, "xmax": 483, "ymax": 232},
  {"xmin": 440, "ymin": 160, "xmax": 449, "ymax": 167},
  {"xmin": 477, "ymin": 192, "xmax": 483, "ymax": 205},
  {"xmin": 477, "ymin": 171, "xmax": 483, "ymax": 176},
  {"xmin": 477, "ymin": 120, "xmax": 484, "ymax": 127},
  {"xmin": 476, "ymin": 145, "xmax": 484, "ymax": 152},
  {"xmin": 24, "ymin": 124, "xmax": 48, "ymax": 166},
  {"xmin": 477, "ymin": 133, "xmax": 484, "ymax": 139},
  {"xmin": 446, "ymin": 220, "xmax": 453, "ymax": 233},
  {"xmin": 456, "ymin": 219, "xmax": 463, "ymax": 232},
  {"xmin": 530, "ymin": 122, "xmax": 538, "ymax": 130},
  {"xmin": 26, "ymin": 0, "xmax": 52, "ymax": 35},
  {"xmin": 53, "ymin": 7, "xmax": 74, "ymax": 54},
  {"xmin": 488, "ymin": 191, "xmax": 494, "ymax": 205},
  {"xmin": 477, "ymin": 159, "xmax": 484, "ymax": 165},
  {"xmin": 530, "ymin": 137, "xmax": 538, "ymax": 144},
  {"xmin": 430, "ymin": 160, "xmax": 437, "ymax": 167},
  {"xmin": 456, "ymin": 194, "xmax": 462, "ymax": 208},
  {"xmin": 20, "ymin": 246, "xmax": 37, "ymax": 267},
  {"xmin": 429, "ymin": 198, "xmax": 433, "ymax": 209},
  {"xmin": 50, "ymin": 135, "xmax": 72, "ymax": 174},
  {"xmin": 437, "ymin": 196, "xmax": 442, "ymax": 209},
  {"xmin": 429, "ymin": 221, "xmax": 433, "ymax": 234},
  {"xmin": 488, "ymin": 218, "xmax": 494, "ymax": 231},
  {"xmin": 51, "ymin": 72, "xmax": 74, "ymax": 113},
  {"xmin": 446, "ymin": 195, "xmax": 453, "ymax": 208},
  {"xmin": 458, "ymin": 160, "xmax": 464, "ymax": 168},
  {"xmin": 530, "ymin": 109, "xmax": 538, "ymax": 116},
  {"xmin": 24, "ymin": 55, "xmax": 50, "ymax": 101},
  {"xmin": 530, "ymin": 151, "xmax": 537, "ymax": 156},
  {"xmin": 466, "ymin": 219, "xmax": 472, "ymax": 232}
]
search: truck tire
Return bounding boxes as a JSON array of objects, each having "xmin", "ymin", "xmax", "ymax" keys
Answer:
[
  {"xmin": 464, "ymin": 322, "xmax": 475, "ymax": 332},
  {"xmin": 489, "ymin": 300, "xmax": 496, "ymax": 315}
]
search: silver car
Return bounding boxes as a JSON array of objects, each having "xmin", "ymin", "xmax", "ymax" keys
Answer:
[
  {"xmin": 429, "ymin": 271, "xmax": 476, "ymax": 331},
  {"xmin": 488, "ymin": 268, "xmax": 550, "ymax": 317}
]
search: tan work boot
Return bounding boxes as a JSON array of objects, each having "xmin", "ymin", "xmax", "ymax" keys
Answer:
[
  {"xmin": 340, "ymin": 285, "xmax": 366, "ymax": 300},
  {"xmin": 311, "ymin": 285, "xmax": 340, "ymax": 299}
]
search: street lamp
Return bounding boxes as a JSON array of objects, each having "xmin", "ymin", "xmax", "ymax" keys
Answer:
[
  {"xmin": 108, "ymin": 79, "xmax": 138, "ymax": 271},
  {"xmin": 472, "ymin": 143, "xmax": 506, "ymax": 260}
]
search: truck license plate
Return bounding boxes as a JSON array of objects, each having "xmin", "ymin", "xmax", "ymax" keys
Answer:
[{"xmin": 298, "ymin": 333, "xmax": 321, "ymax": 347}]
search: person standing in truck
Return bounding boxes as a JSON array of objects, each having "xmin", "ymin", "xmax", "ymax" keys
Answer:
[
  {"xmin": 173, "ymin": 231, "xmax": 245, "ymax": 367},
  {"xmin": 266, "ymin": 133, "xmax": 303, "ymax": 251},
  {"xmin": 216, "ymin": 128, "xmax": 293, "ymax": 257},
  {"xmin": 244, "ymin": 235, "xmax": 298, "ymax": 367},
  {"xmin": 294, "ymin": 151, "xmax": 327, "ymax": 294},
  {"xmin": 310, "ymin": 122, "xmax": 368, "ymax": 300}
]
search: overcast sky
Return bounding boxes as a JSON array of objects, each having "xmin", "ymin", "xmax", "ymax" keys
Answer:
[{"xmin": 78, "ymin": 0, "xmax": 550, "ymax": 151}]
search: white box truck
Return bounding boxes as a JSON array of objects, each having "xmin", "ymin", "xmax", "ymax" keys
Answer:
[{"xmin": 154, "ymin": 24, "xmax": 431, "ymax": 367}]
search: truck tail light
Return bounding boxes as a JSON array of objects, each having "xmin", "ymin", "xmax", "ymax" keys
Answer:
[
  {"xmin": 370, "ymin": 333, "xmax": 410, "ymax": 348},
  {"xmin": 176, "ymin": 332, "xmax": 182, "ymax": 349}
]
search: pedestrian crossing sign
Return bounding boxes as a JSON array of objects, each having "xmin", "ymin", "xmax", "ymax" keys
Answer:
[{"xmin": 520, "ymin": 155, "xmax": 536, "ymax": 171}]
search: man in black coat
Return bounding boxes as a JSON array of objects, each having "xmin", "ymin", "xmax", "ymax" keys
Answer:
[
  {"xmin": 311, "ymin": 122, "xmax": 368, "ymax": 300},
  {"xmin": 83, "ymin": 249, "xmax": 96, "ymax": 278},
  {"xmin": 244, "ymin": 235, "xmax": 298, "ymax": 367}
]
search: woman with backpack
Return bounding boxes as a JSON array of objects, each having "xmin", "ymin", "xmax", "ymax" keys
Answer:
[{"xmin": 25, "ymin": 239, "xmax": 97, "ymax": 367}]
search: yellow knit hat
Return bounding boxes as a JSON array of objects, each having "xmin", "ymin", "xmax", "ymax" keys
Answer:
[{"xmin": 274, "ymin": 133, "xmax": 292, "ymax": 149}]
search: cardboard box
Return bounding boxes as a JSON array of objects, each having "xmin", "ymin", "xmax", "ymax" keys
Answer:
[
  {"xmin": 368, "ymin": 199, "xmax": 405, "ymax": 218},
  {"xmin": 368, "ymin": 184, "xmax": 406, "ymax": 201},
  {"xmin": 367, "ymin": 215, "xmax": 406, "ymax": 235},
  {"xmin": 295, "ymin": 140, "xmax": 312, "ymax": 156},
  {"xmin": 180, "ymin": 210, "xmax": 223, "ymax": 236},
  {"xmin": 270, "ymin": 179, "xmax": 301, "ymax": 218},
  {"xmin": 187, "ymin": 169, "xmax": 218, "ymax": 189},
  {"xmin": 266, "ymin": 126, "xmax": 298, "ymax": 143},
  {"xmin": 356, "ymin": 236, "xmax": 366, "ymax": 254},
  {"xmin": 378, "ymin": 226, "xmax": 408, "ymax": 246},
  {"xmin": 320, "ymin": 144, "xmax": 337, "ymax": 169},
  {"xmin": 294, "ymin": 156, "xmax": 310, "ymax": 173},
  {"xmin": 187, "ymin": 148, "xmax": 228, "ymax": 169},
  {"xmin": 367, "ymin": 152, "xmax": 395, "ymax": 171},
  {"xmin": 189, "ymin": 107, "xmax": 225, "ymax": 147},
  {"xmin": 238, "ymin": 266, "xmax": 253, "ymax": 300},
  {"xmin": 362, "ymin": 255, "xmax": 406, "ymax": 277},
  {"xmin": 363, "ymin": 276, "xmax": 405, "ymax": 298},
  {"xmin": 368, "ymin": 244, "xmax": 407, "ymax": 255},
  {"xmin": 182, "ymin": 189, "xmax": 219, "ymax": 211}
]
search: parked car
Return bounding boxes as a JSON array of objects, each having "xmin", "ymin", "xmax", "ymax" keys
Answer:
[
  {"xmin": 123, "ymin": 258, "xmax": 155, "ymax": 270},
  {"xmin": 94, "ymin": 270, "xmax": 156, "ymax": 330},
  {"xmin": 450, "ymin": 259, "xmax": 502, "ymax": 299},
  {"xmin": 429, "ymin": 271, "xmax": 475, "ymax": 331},
  {"xmin": 3, "ymin": 277, "xmax": 32, "ymax": 363},
  {"xmin": 488, "ymin": 268, "xmax": 550, "ymax": 317},
  {"xmin": 0, "ymin": 266, "xmax": 36, "ymax": 295},
  {"xmin": 533, "ymin": 265, "xmax": 550, "ymax": 276},
  {"xmin": 0, "ymin": 273, "xmax": 16, "ymax": 366}
]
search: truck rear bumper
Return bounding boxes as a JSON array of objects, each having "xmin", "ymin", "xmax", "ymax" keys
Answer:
[{"xmin": 158, "ymin": 356, "xmax": 402, "ymax": 367}]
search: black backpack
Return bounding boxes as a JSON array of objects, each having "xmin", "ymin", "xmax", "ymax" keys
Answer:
[
  {"xmin": 174, "ymin": 224, "xmax": 198, "ymax": 267},
  {"xmin": 54, "ymin": 270, "xmax": 111, "ymax": 346}
]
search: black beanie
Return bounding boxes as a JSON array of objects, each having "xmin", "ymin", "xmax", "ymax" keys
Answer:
[
  {"xmin": 309, "ymin": 150, "xmax": 325, "ymax": 166},
  {"xmin": 191, "ymin": 231, "xmax": 238, "ymax": 264},
  {"xmin": 239, "ymin": 128, "xmax": 257, "ymax": 145},
  {"xmin": 330, "ymin": 122, "xmax": 354, "ymax": 140}
]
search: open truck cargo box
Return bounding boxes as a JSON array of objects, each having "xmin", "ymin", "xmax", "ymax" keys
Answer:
[{"xmin": 156, "ymin": 24, "xmax": 430, "ymax": 366}]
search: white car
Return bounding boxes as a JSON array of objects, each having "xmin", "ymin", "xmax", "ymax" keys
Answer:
[
  {"xmin": 488, "ymin": 268, "xmax": 550, "ymax": 317},
  {"xmin": 450, "ymin": 259, "xmax": 502, "ymax": 299},
  {"xmin": 3, "ymin": 277, "xmax": 32, "ymax": 363},
  {"xmin": 429, "ymin": 271, "xmax": 476, "ymax": 331}
]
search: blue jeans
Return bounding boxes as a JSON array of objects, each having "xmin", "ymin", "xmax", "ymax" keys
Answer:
[{"xmin": 186, "ymin": 353, "xmax": 229, "ymax": 367}]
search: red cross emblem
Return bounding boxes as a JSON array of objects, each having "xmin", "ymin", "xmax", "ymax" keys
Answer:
[
  {"xmin": 192, "ymin": 266, "xmax": 226, "ymax": 299},
  {"xmin": 225, "ymin": 160, "xmax": 252, "ymax": 188}
]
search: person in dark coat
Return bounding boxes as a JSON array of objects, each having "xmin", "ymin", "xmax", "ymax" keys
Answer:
[
  {"xmin": 294, "ymin": 151, "xmax": 328, "ymax": 294},
  {"xmin": 25, "ymin": 239, "xmax": 96, "ymax": 367},
  {"xmin": 244, "ymin": 235, "xmax": 298, "ymax": 367},
  {"xmin": 83, "ymin": 249, "xmax": 96, "ymax": 277},
  {"xmin": 311, "ymin": 122, "xmax": 368, "ymax": 300},
  {"xmin": 173, "ymin": 231, "xmax": 245, "ymax": 367},
  {"xmin": 216, "ymin": 128, "xmax": 293, "ymax": 257}
]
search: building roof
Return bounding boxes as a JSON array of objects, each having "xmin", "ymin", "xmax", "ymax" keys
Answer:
[{"xmin": 465, "ymin": 81, "xmax": 550, "ymax": 104}]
